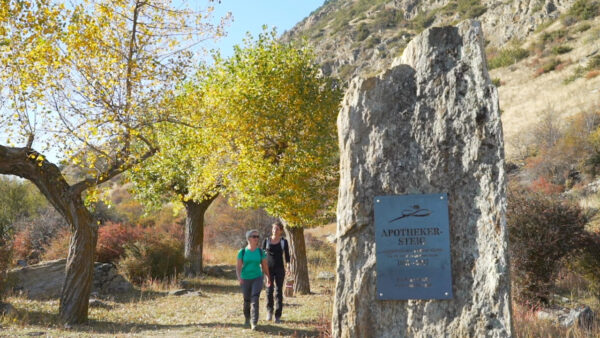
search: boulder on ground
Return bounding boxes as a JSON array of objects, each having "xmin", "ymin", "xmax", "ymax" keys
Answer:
[
  {"xmin": 7, "ymin": 259, "xmax": 133, "ymax": 299},
  {"xmin": 537, "ymin": 305, "xmax": 595, "ymax": 330}
]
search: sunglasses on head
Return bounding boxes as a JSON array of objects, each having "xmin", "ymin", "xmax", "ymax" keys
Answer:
[{"xmin": 250, "ymin": 235, "xmax": 260, "ymax": 238}]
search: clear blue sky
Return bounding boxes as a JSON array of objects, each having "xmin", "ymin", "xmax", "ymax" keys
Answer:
[{"xmin": 205, "ymin": 0, "xmax": 324, "ymax": 58}]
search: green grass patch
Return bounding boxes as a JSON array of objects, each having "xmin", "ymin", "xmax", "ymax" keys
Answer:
[
  {"xmin": 568, "ymin": 0, "xmax": 600, "ymax": 21},
  {"xmin": 551, "ymin": 45, "xmax": 572, "ymax": 55},
  {"xmin": 488, "ymin": 47, "xmax": 530, "ymax": 69},
  {"xmin": 573, "ymin": 23, "xmax": 592, "ymax": 33},
  {"xmin": 536, "ymin": 58, "xmax": 562, "ymax": 76}
]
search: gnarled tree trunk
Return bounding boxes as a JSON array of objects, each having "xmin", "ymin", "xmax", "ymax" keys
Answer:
[
  {"xmin": 284, "ymin": 225, "xmax": 310, "ymax": 294},
  {"xmin": 183, "ymin": 194, "xmax": 217, "ymax": 277},
  {"xmin": 0, "ymin": 145, "xmax": 97, "ymax": 325},
  {"xmin": 59, "ymin": 201, "xmax": 97, "ymax": 325}
]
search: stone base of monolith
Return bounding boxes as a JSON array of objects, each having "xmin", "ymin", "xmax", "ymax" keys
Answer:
[{"xmin": 333, "ymin": 20, "xmax": 512, "ymax": 337}]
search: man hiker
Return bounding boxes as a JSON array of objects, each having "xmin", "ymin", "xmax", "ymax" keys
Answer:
[{"xmin": 262, "ymin": 221, "xmax": 290, "ymax": 323}]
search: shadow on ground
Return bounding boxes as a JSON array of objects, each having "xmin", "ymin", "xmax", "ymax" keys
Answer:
[{"xmin": 11, "ymin": 308, "xmax": 320, "ymax": 336}]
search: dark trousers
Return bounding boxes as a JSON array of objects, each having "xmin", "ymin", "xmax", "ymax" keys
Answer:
[
  {"xmin": 241, "ymin": 276, "xmax": 263, "ymax": 324},
  {"xmin": 266, "ymin": 267, "xmax": 285, "ymax": 318}
]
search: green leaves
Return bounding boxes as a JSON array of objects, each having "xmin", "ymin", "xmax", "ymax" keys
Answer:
[{"xmin": 184, "ymin": 29, "xmax": 343, "ymax": 227}]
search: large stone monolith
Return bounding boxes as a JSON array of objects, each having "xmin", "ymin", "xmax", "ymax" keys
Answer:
[{"xmin": 333, "ymin": 20, "xmax": 512, "ymax": 337}]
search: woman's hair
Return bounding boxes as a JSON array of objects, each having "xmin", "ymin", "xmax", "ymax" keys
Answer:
[
  {"xmin": 272, "ymin": 221, "xmax": 284, "ymax": 231},
  {"xmin": 245, "ymin": 229, "xmax": 259, "ymax": 241}
]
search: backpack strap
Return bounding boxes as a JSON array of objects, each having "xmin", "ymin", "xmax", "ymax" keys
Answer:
[{"xmin": 240, "ymin": 247, "xmax": 264, "ymax": 261}]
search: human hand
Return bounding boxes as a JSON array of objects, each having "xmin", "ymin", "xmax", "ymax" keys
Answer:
[
  {"xmin": 238, "ymin": 278, "xmax": 243, "ymax": 285},
  {"xmin": 266, "ymin": 279, "xmax": 272, "ymax": 288}
]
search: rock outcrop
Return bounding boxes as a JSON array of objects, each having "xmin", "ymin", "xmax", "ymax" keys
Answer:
[
  {"xmin": 334, "ymin": 20, "xmax": 511, "ymax": 337},
  {"xmin": 8, "ymin": 259, "xmax": 132, "ymax": 299},
  {"xmin": 283, "ymin": 0, "xmax": 579, "ymax": 82}
]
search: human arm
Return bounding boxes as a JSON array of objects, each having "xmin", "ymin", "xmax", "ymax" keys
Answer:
[
  {"xmin": 283, "ymin": 238, "xmax": 291, "ymax": 270},
  {"xmin": 262, "ymin": 257, "xmax": 271, "ymax": 287},
  {"xmin": 236, "ymin": 251, "xmax": 243, "ymax": 285}
]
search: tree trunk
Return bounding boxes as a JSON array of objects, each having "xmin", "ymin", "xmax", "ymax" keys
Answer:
[
  {"xmin": 284, "ymin": 225, "xmax": 310, "ymax": 294},
  {"xmin": 59, "ymin": 201, "xmax": 97, "ymax": 325},
  {"xmin": 183, "ymin": 195, "xmax": 217, "ymax": 277},
  {"xmin": 0, "ymin": 145, "xmax": 97, "ymax": 325}
]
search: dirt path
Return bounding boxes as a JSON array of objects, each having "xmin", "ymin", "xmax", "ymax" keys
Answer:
[{"xmin": 1, "ymin": 266, "xmax": 334, "ymax": 337}]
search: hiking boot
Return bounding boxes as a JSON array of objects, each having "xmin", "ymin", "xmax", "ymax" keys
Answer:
[
  {"xmin": 275, "ymin": 317, "xmax": 281, "ymax": 324},
  {"xmin": 251, "ymin": 322, "xmax": 257, "ymax": 330},
  {"xmin": 266, "ymin": 311, "xmax": 273, "ymax": 321},
  {"xmin": 244, "ymin": 318, "xmax": 250, "ymax": 327}
]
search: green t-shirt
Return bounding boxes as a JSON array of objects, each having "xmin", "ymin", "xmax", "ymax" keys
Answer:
[{"xmin": 237, "ymin": 247, "xmax": 266, "ymax": 280}]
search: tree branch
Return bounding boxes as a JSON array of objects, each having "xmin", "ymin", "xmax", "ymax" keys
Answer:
[
  {"xmin": 70, "ymin": 146, "xmax": 157, "ymax": 195},
  {"xmin": 0, "ymin": 144, "xmax": 72, "ymax": 219}
]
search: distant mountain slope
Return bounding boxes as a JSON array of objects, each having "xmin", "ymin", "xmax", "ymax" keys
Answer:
[
  {"xmin": 283, "ymin": 0, "xmax": 600, "ymax": 159},
  {"xmin": 283, "ymin": 0, "xmax": 579, "ymax": 82}
]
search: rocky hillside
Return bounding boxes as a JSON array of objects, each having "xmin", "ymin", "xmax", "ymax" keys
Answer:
[{"xmin": 284, "ymin": 0, "xmax": 600, "ymax": 159}]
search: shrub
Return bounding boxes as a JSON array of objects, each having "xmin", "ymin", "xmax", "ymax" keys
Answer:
[
  {"xmin": 535, "ymin": 58, "xmax": 561, "ymax": 76},
  {"xmin": 355, "ymin": 23, "xmax": 370, "ymax": 42},
  {"xmin": 119, "ymin": 232, "xmax": 184, "ymax": 285},
  {"xmin": 563, "ymin": 65, "xmax": 586, "ymax": 84},
  {"xmin": 492, "ymin": 78, "xmax": 501, "ymax": 87},
  {"xmin": 586, "ymin": 70, "xmax": 600, "ymax": 79},
  {"xmin": 551, "ymin": 45, "xmax": 572, "ymax": 55},
  {"xmin": 588, "ymin": 55, "xmax": 600, "ymax": 70},
  {"xmin": 568, "ymin": 0, "xmax": 600, "ymax": 21},
  {"xmin": 0, "ymin": 237, "xmax": 12, "ymax": 301},
  {"xmin": 488, "ymin": 47, "xmax": 529, "ymax": 69},
  {"xmin": 412, "ymin": 10, "xmax": 436, "ymax": 30},
  {"xmin": 569, "ymin": 231, "xmax": 600, "ymax": 299},
  {"xmin": 11, "ymin": 228, "xmax": 34, "ymax": 263},
  {"xmin": 376, "ymin": 9, "xmax": 404, "ymax": 29},
  {"xmin": 41, "ymin": 228, "xmax": 71, "ymax": 261},
  {"xmin": 508, "ymin": 187, "xmax": 589, "ymax": 305},
  {"xmin": 573, "ymin": 23, "xmax": 592, "ymax": 33},
  {"xmin": 530, "ymin": 176, "xmax": 564, "ymax": 194},
  {"xmin": 96, "ymin": 222, "xmax": 143, "ymax": 263}
]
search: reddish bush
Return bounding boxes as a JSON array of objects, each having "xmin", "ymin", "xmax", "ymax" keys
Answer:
[
  {"xmin": 11, "ymin": 229, "xmax": 34, "ymax": 263},
  {"xmin": 530, "ymin": 176, "xmax": 564, "ymax": 194},
  {"xmin": 42, "ymin": 228, "xmax": 71, "ymax": 261},
  {"xmin": 96, "ymin": 222, "xmax": 143, "ymax": 263},
  {"xmin": 586, "ymin": 70, "xmax": 600, "ymax": 79}
]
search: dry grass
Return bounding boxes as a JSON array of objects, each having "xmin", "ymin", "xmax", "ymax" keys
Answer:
[
  {"xmin": 0, "ymin": 239, "xmax": 337, "ymax": 337},
  {"xmin": 0, "ymin": 272, "xmax": 335, "ymax": 337},
  {"xmin": 491, "ymin": 16, "xmax": 600, "ymax": 159}
]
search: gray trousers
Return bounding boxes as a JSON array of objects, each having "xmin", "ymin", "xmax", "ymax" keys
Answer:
[{"xmin": 241, "ymin": 276, "xmax": 263, "ymax": 324}]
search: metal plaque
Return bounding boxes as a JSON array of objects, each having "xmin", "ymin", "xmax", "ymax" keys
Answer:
[{"xmin": 375, "ymin": 193, "xmax": 453, "ymax": 300}]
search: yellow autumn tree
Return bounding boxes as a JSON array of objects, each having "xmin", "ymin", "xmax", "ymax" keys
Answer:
[
  {"xmin": 187, "ymin": 29, "xmax": 343, "ymax": 293},
  {"xmin": 0, "ymin": 0, "xmax": 228, "ymax": 324}
]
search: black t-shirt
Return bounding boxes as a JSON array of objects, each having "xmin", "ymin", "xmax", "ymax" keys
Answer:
[{"xmin": 262, "ymin": 238, "xmax": 290, "ymax": 271}]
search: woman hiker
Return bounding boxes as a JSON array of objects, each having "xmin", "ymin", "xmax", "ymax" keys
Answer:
[
  {"xmin": 237, "ymin": 229, "xmax": 271, "ymax": 330},
  {"xmin": 262, "ymin": 221, "xmax": 290, "ymax": 323}
]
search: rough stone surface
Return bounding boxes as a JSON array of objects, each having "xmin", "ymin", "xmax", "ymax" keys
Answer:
[
  {"xmin": 317, "ymin": 271, "xmax": 335, "ymax": 280},
  {"xmin": 169, "ymin": 289, "xmax": 193, "ymax": 296},
  {"xmin": 8, "ymin": 259, "xmax": 66, "ymax": 299},
  {"xmin": 7, "ymin": 260, "xmax": 132, "ymax": 299},
  {"xmin": 93, "ymin": 263, "xmax": 133, "ymax": 294},
  {"xmin": 0, "ymin": 302, "xmax": 17, "ymax": 316},
  {"xmin": 538, "ymin": 305, "xmax": 595, "ymax": 330},
  {"xmin": 282, "ymin": 0, "xmax": 579, "ymax": 83},
  {"xmin": 333, "ymin": 20, "xmax": 511, "ymax": 337}
]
